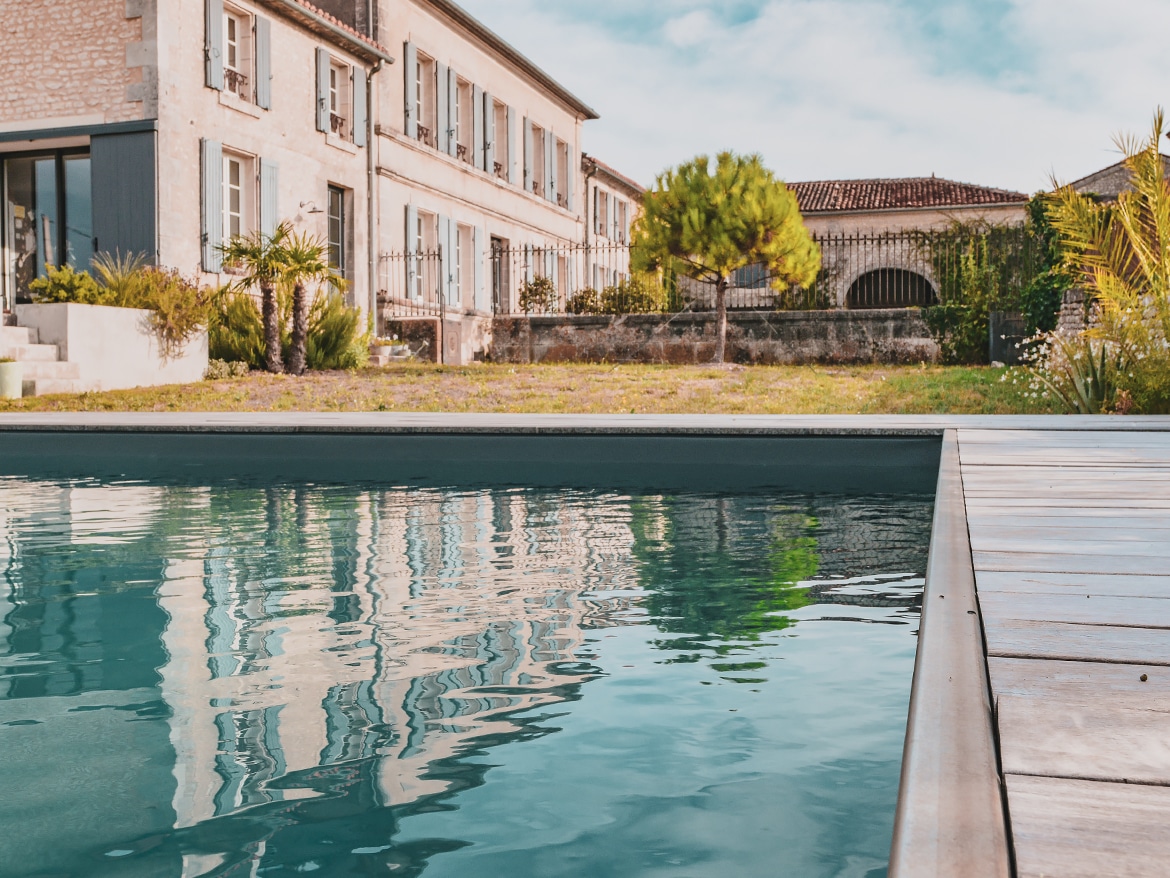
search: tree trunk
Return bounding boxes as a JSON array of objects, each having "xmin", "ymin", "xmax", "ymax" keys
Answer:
[
  {"xmin": 713, "ymin": 275, "xmax": 729, "ymax": 364},
  {"xmin": 261, "ymin": 279, "xmax": 284, "ymax": 373},
  {"xmin": 288, "ymin": 281, "xmax": 309, "ymax": 376}
]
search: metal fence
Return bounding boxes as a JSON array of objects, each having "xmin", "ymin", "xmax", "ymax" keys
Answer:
[{"xmin": 377, "ymin": 228, "xmax": 1044, "ymax": 322}]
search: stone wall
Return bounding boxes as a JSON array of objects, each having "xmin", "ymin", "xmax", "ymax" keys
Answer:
[
  {"xmin": 490, "ymin": 310, "xmax": 939, "ymax": 366},
  {"xmin": 0, "ymin": 0, "xmax": 152, "ymax": 129}
]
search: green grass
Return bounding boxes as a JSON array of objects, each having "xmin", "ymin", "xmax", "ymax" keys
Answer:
[{"xmin": 0, "ymin": 363, "xmax": 1057, "ymax": 415}]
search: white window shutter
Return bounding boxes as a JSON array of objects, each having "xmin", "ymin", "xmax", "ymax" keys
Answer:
[
  {"xmin": 593, "ymin": 187, "xmax": 600, "ymax": 236},
  {"xmin": 405, "ymin": 204, "xmax": 419, "ymax": 299},
  {"xmin": 436, "ymin": 61, "xmax": 449, "ymax": 152},
  {"xmin": 200, "ymin": 139, "xmax": 223, "ymax": 271},
  {"xmin": 205, "ymin": 0, "xmax": 224, "ymax": 90},
  {"xmin": 523, "ymin": 118, "xmax": 533, "ymax": 192},
  {"xmin": 352, "ymin": 68, "xmax": 367, "ymax": 147},
  {"xmin": 438, "ymin": 215, "xmax": 452, "ymax": 304},
  {"xmin": 403, "ymin": 42, "xmax": 418, "ymax": 139},
  {"xmin": 259, "ymin": 158, "xmax": 279, "ymax": 237},
  {"xmin": 547, "ymin": 135, "xmax": 558, "ymax": 204},
  {"xmin": 472, "ymin": 85, "xmax": 484, "ymax": 171},
  {"xmin": 566, "ymin": 145, "xmax": 575, "ymax": 212},
  {"xmin": 446, "ymin": 68, "xmax": 458, "ymax": 158},
  {"xmin": 254, "ymin": 17, "xmax": 272, "ymax": 109},
  {"xmin": 315, "ymin": 48, "xmax": 330, "ymax": 132},
  {"xmin": 524, "ymin": 244, "xmax": 534, "ymax": 283},
  {"xmin": 483, "ymin": 93, "xmax": 495, "ymax": 176}
]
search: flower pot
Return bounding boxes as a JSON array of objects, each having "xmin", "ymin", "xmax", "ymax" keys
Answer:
[
  {"xmin": 371, "ymin": 345, "xmax": 393, "ymax": 358},
  {"xmin": 0, "ymin": 361, "xmax": 22, "ymax": 399}
]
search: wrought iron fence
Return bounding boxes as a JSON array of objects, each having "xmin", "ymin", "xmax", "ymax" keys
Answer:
[{"xmin": 376, "ymin": 227, "xmax": 1044, "ymax": 322}]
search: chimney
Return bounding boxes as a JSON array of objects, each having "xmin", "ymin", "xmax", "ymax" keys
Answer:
[{"xmin": 308, "ymin": 0, "xmax": 373, "ymax": 37}]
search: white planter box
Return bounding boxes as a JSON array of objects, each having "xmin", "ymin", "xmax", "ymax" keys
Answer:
[{"xmin": 15, "ymin": 303, "xmax": 209, "ymax": 392}]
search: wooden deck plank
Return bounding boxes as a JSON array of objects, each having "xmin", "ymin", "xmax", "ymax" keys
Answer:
[
  {"xmin": 984, "ymin": 619, "xmax": 1170, "ymax": 665},
  {"xmin": 969, "ymin": 538, "xmax": 1170, "ymax": 557},
  {"xmin": 970, "ymin": 526, "xmax": 1170, "ymax": 542},
  {"xmin": 997, "ymin": 693, "xmax": 1170, "ymax": 784},
  {"xmin": 973, "ymin": 552, "xmax": 1170, "ymax": 576},
  {"xmin": 979, "ymin": 592, "xmax": 1170, "ymax": 627},
  {"xmin": 969, "ymin": 512, "xmax": 1170, "ymax": 527},
  {"xmin": 976, "ymin": 570, "xmax": 1170, "ymax": 599},
  {"xmin": 1008, "ymin": 775, "xmax": 1170, "ymax": 878},
  {"xmin": 988, "ymin": 657, "xmax": 1169, "ymax": 708},
  {"xmin": 965, "ymin": 497, "xmax": 1170, "ymax": 509}
]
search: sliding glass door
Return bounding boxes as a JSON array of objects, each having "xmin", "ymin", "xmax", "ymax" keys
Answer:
[{"xmin": 2, "ymin": 150, "xmax": 93, "ymax": 310}]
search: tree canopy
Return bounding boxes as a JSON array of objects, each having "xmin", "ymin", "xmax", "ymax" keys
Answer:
[{"xmin": 630, "ymin": 152, "xmax": 821, "ymax": 362}]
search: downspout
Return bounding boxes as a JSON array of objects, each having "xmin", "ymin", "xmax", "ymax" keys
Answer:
[{"xmin": 367, "ymin": 58, "xmax": 383, "ymax": 333}]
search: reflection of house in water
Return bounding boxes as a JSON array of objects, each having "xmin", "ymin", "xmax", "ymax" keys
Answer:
[{"xmin": 0, "ymin": 479, "xmax": 931, "ymax": 875}]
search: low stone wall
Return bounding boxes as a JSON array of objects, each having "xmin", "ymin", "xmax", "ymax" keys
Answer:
[{"xmin": 490, "ymin": 310, "xmax": 939, "ymax": 365}]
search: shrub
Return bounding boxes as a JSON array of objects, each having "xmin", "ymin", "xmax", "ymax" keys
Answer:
[
  {"xmin": 600, "ymin": 275, "xmax": 668, "ymax": 314},
  {"xmin": 209, "ymin": 288, "xmax": 266, "ymax": 368},
  {"xmin": 129, "ymin": 269, "xmax": 211, "ymax": 358},
  {"xmin": 518, "ymin": 276, "xmax": 557, "ymax": 314},
  {"xmin": 28, "ymin": 265, "xmax": 108, "ymax": 305},
  {"xmin": 565, "ymin": 288, "xmax": 601, "ymax": 315},
  {"xmin": 305, "ymin": 292, "xmax": 370, "ymax": 370},
  {"xmin": 204, "ymin": 359, "xmax": 251, "ymax": 379}
]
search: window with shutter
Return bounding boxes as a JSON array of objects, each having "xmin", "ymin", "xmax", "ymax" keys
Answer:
[
  {"xmin": 254, "ymin": 16, "xmax": 271, "ymax": 109},
  {"xmin": 205, "ymin": 0, "xmax": 225, "ymax": 90},
  {"xmin": 403, "ymin": 42, "xmax": 418, "ymax": 140},
  {"xmin": 200, "ymin": 139, "xmax": 223, "ymax": 272}
]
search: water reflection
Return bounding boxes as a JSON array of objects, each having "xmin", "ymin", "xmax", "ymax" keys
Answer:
[{"xmin": 0, "ymin": 478, "xmax": 931, "ymax": 877}]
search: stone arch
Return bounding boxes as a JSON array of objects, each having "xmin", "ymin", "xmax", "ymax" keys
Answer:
[{"xmin": 846, "ymin": 268, "xmax": 938, "ymax": 309}]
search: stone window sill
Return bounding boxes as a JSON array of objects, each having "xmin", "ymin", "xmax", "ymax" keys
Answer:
[
  {"xmin": 218, "ymin": 90, "xmax": 262, "ymax": 118},
  {"xmin": 327, "ymin": 133, "xmax": 359, "ymax": 154}
]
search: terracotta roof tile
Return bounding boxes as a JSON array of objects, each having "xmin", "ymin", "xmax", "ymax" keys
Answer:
[
  {"xmin": 256, "ymin": 0, "xmax": 393, "ymax": 61},
  {"xmin": 789, "ymin": 177, "xmax": 1028, "ymax": 213},
  {"xmin": 582, "ymin": 154, "xmax": 644, "ymax": 197}
]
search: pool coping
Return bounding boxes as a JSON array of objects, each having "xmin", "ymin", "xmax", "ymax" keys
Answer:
[{"xmin": 6, "ymin": 412, "xmax": 1170, "ymax": 875}]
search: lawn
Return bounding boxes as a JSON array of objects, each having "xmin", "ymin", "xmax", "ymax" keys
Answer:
[{"xmin": 0, "ymin": 363, "xmax": 1055, "ymax": 414}]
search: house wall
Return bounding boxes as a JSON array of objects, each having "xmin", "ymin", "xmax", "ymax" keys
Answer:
[
  {"xmin": 154, "ymin": 0, "xmax": 373, "ymax": 305},
  {"xmin": 0, "ymin": 0, "xmax": 157, "ymax": 131},
  {"xmin": 373, "ymin": 0, "xmax": 587, "ymax": 328}
]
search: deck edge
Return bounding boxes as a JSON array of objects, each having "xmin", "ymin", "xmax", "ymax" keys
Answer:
[{"xmin": 889, "ymin": 429, "xmax": 1012, "ymax": 878}]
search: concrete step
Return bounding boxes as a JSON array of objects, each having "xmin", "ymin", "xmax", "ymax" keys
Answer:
[
  {"xmin": 0, "ymin": 343, "xmax": 60, "ymax": 362},
  {"xmin": 19, "ymin": 361, "xmax": 81, "ymax": 381},
  {"xmin": 0, "ymin": 326, "xmax": 33, "ymax": 346},
  {"xmin": 22, "ymin": 377, "xmax": 83, "ymax": 397}
]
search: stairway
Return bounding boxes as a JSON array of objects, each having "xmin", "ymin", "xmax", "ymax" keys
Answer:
[{"xmin": 0, "ymin": 326, "xmax": 82, "ymax": 396}]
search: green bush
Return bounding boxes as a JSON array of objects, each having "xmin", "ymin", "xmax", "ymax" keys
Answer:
[
  {"xmin": 305, "ymin": 292, "xmax": 370, "ymax": 370},
  {"xmin": 204, "ymin": 359, "xmax": 251, "ymax": 379},
  {"xmin": 209, "ymin": 288, "xmax": 266, "ymax": 368},
  {"xmin": 28, "ymin": 265, "xmax": 108, "ymax": 305},
  {"xmin": 565, "ymin": 287, "xmax": 601, "ymax": 315},
  {"xmin": 518, "ymin": 276, "xmax": 557, "ymax": 314},
  {"xmin": 600, "ymin": 275, "xmax": 668, "ymax": 314}
]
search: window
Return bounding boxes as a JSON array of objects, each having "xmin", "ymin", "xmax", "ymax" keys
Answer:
[
  {"xmin": 615, "ymin": 199, "xmax": 628, "ymax": 243},
  {"xmin": 492, "ymin": 102, "xmax": 508, "ymax": 179},
  {"xmin": 223, "ymin": 8, "xmax": 253, "ymax": 101},
  {"xmin": 556, "ymin": 141, "xmax": 570, "ymax": 208},
  {"xmin": 531, "ymin": 126, "xmax": 546, "ymax": 197},
  {"xmin": 2, "ymin": 151, "xmax": 93, "ymax": 307},
  {"xmin": 596, "ymin": 190, "xmax": 609, "ymax": 239},
  {"xmin": 415, "ymin": 54, "xmax": 436, "ymax": 147},
  {"xmin": 329, "ymin": 60, "xmax": 350, "ymax": 139},
  {"xmin": 455, "ymin": 78, "xmax": 473, "ymax": 164},
  {"xmin": 222, "ymin": 152, "xmax": 253, "ymax": 242},
  {"xmin": 328, "ymin": 186, "xmax": 346, "ymax": 277}
]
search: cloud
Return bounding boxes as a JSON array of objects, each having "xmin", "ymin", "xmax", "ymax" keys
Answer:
[{"xmin": 456, "ymin": 0, "xmax": 1170, "ymax": 192}]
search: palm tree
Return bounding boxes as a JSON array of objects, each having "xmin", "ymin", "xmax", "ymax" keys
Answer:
[
  {"xmin": 221, "ymin": 222, "xmax": 291, "ymax": 373},
  {"xmin": 279, "ymin": 230, "xmax": 345, "ymax": 376}
]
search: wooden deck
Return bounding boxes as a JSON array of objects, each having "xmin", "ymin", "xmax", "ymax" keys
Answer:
[{"xmin": 959, "ymin": 429, "xmax": 1170, "ymax": 878}]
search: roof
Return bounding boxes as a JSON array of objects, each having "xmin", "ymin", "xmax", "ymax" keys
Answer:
[
  {"xmin": 418, "ymin": 0, "xmax": 599, "ymax": 120},
  {"xmin": 582, "ymin": 154, "xmax": 644, "ymax": 199},
  {"xmin": 789, "ymin": 176, "xmax": 1029, "ymax": 214},
  {"xmin": 254, "ymin": 0, "xmax": 395, "ymax": 64},
  {"xmin": 1068, "ymin": 154, "xmax": 1170, "ymax": 201}
]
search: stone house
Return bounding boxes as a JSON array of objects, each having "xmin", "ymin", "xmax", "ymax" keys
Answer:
[
  {"xmin": 785, "ymin": 176, "xmax": 1030, "ymax": 308},
  {"xmin": 582, "ymin": 153, "xmax": 643, "ymax": 291},
  {"xmin": 1, "ymin": 0, "xmax": 641, "ymax": 363}
]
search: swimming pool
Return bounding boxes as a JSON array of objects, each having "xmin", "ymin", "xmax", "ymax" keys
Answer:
[{"xmin": 0, "ymin": 429, "xmax": 937, "ymax": 878}]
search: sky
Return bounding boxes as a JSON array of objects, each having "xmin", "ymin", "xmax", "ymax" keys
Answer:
[{"xmin": 456, "ymin": 0, "xmax": 1170, "ymax": 194}]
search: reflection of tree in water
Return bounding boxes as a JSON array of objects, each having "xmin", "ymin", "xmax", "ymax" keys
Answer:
[
  {"xmin": 631, "ymin": 496, "xmax": 820, "ymax": 647},
  {"xmin": 629, "ymin": 494, "xmax": 932, "ymax": 661}
]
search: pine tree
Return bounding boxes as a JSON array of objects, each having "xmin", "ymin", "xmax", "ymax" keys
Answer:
[{"xmin": 631, "ymin": 152, "xmax": 820, "ymax": 363}]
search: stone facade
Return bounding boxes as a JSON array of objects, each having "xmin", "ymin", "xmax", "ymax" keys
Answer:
[
  {"xmin": 490, "ymin": 310, "xmax": 939, "ymax": 366},
  {"xmin": 0, "ymin": 0, "xmax": 151, "ymax": 129}
]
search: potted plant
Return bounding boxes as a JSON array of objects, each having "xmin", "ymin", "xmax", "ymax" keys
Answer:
[
  {"xmin": 370, "ymin": 335, "xmax": 399, "ymax": 358},
  {"xmin": 0, "ymin": 358, "xmax": 22, "ymax": 399}
]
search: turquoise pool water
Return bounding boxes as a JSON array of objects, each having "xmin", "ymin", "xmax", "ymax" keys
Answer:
[{"xmin": 0, "ymin": 476, "xmax": 932, "ymax": 878}]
